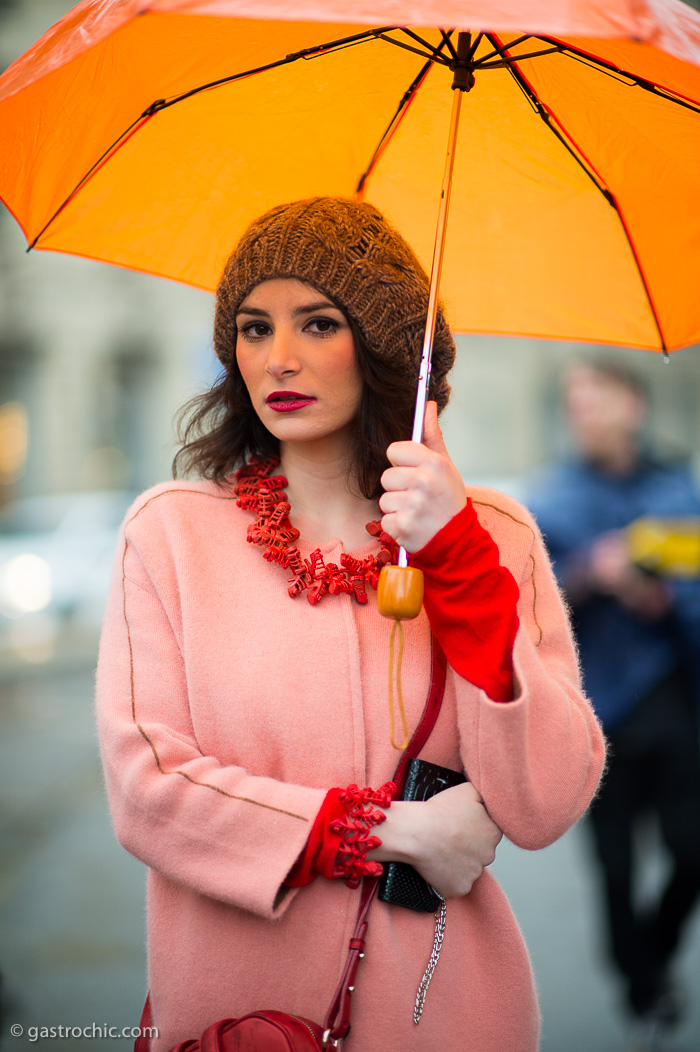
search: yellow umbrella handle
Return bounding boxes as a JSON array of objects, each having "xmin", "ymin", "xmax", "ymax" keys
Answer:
[
  {"xmin": 378, "ymin": 565, "xmax": 425, "ymax": 749},
  {"xmin": 377, "ymin": 565, "xmax": 424, "ymax": 749},
  {"xmin": 377, "ymin": 564, "xmax": 424, "ymax": 619}
]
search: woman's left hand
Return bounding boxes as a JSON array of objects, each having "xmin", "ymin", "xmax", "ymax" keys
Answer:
[{"xmin": 379, "ymin": 400, "xmax": 466, "ymax": 553}]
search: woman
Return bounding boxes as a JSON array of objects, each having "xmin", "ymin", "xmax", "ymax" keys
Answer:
[{"xmin": 97, "ymin": 197, "xmax": 605, "ymax": 1052}]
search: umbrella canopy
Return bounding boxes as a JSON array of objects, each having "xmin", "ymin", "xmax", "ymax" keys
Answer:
[{"xmin": 1, "ymin": 0, "xmax": 699, "ymax": 351}]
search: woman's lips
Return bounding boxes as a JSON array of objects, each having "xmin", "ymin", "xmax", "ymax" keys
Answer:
[{"xmin": 266, "ymin": 391, "xmax": 317, "ymax": 413}]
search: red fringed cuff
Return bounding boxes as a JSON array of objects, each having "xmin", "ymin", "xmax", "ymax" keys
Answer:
[
  {"xmin": 331, "ymin": 782, "xmax": 395, "ymax": 888},
  {"xmin": 285, "ymin": 782, "xmax": 396, "ymax": 889}
]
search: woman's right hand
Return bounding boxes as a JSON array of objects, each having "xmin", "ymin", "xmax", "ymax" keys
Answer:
[{"xmin": 367, "ymin": 782, "xmax": 503, "ymax": 899}]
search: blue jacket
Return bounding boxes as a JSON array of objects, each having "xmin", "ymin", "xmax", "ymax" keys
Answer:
[{"xmin": 527, "ymin": 455, "xmax": 700, "ymax": 731}]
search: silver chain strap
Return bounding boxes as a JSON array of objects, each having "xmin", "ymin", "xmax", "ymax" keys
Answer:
[{"xmin": 413, "ymin": 898, "xmax": 447, "ymax": 1024}]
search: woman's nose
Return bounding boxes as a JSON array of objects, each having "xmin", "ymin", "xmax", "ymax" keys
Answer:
[{"xmin": 265, "ymin": 330, "xmax": 301, "ymax": 378}]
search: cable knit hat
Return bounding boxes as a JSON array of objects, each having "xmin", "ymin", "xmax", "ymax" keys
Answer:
[{"xmin": 214, "ymin": 197, "xmax": 455, "ymax": 409}]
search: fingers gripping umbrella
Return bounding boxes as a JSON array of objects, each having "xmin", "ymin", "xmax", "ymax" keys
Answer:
[{"xmin": 1, "ymin": 0, "xmax": 700, "ymax": 587}]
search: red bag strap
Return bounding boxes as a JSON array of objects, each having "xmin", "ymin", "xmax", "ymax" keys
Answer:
[
  {"xmin": 320, "ymin": 877, "xmax": 378, "ymax": 1046},
  {"xmin": 134, "ymin": 995, "xmax": 152, "ymax": 1052},
  {"xmin": 392, "ymin": 636, "xmax": 447, "ymax": 798},
  {"xmin": 322, "ymin": 637, "xmax": 447, "ymax": 1045}
]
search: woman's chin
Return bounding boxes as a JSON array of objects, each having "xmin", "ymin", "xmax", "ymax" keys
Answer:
[{"xmin": 261, "ymin": 411, "xmax": 353, "ymax": 452}]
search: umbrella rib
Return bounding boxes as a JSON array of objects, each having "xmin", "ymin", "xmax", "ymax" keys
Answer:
[
  {"xmin": 477, "ymin": 46, "xmax": 564, "ymax": 69},
  {"xmin": 489, "ymin": 33, "xmax": 669, "ymax": 353},
  {"xmin": 466, "ymin": 33, "xmax": 484, "ymax": 61},
  {"xmin": 436, "ymin": 29, "xmax": 459, "ymax": 62},
  {"xmin": 467, "ymin": 33, "xmax": 484, "ymax": 60},
  {"xmin": 142, "ymin": 28, "xmax": 392, "ymax": 111},
  {"xmin": 27, "ymin": 111, "xmax": 156, "ymax": 251},
  {"xmin": 438, "ymin": 28, "xmax": 483, "ymax": 66},
  {"xmin": 25, "ymin": 27, "xmax": 391, "ymax": 252},
  {"xmin": 477, "ymin": 33, "xmax": 700, "ymax": 114},
  {"xmin": 537, "ymin": 36, "xmax": 700, "ymax": 115},
  {"xmin": 399, "ymin": 27, "xmax": 452, "ymax": 63},
  {"xmin": 476, "ymin": 36, "xmax": 531, "ymax": 64},
  {"xmin": 488, "ymin": 37, "xmax": 613, "ymax": 204},
  {"xmin": 355, "ymin": 58, "xmax": 434, "ymax": 195},
  {"xmin": 376, "ymin": 32, "xmax": 450, "ymax": 65}
]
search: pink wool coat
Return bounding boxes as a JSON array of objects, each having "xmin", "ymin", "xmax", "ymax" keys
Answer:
[{"xmin": 96, "ymin": 480, "xmax": 605, "ymax": 1052}]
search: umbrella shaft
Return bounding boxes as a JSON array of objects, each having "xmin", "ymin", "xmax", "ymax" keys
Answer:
[
  {"xmin": 398, "ymin": 84, "xmax": 463, "ymax": 570},
  {"xmin": 411, "ymin": 86, "xmax": 463, "ymax": 447}
]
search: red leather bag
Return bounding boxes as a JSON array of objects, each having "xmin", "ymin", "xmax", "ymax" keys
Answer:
[
  {"xmin": 135, "ymin": 878, "xmax": 378, "ymax": 1052},
  {"xmin": 166, "ymin": 1009, "xmax": 324, "ymax": 1051},
  {"xmin": 135, "ymin": 643, "xmax": 446, "ymax": 1052}
]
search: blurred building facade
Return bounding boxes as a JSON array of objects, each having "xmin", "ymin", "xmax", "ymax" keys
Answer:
[
  {"xmin": 0, "ymin": 0, "xmax": 216, "ymax": 505},
  {"xmin": 1, "ymin": 0, "xmax": 700, "ymax": 506}
]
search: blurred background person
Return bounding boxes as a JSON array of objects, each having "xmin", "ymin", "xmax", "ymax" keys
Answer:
[{"xmin": 528, "ymin": 362, "xmax": 700, "ymax": 1048}]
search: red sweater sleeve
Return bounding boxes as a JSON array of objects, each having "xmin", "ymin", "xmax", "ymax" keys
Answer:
[
  {"xmin": 410, "ymin": 500, "xmax": 520, "ymax": 701},
  {"xmin": 284, "ymin": 789, "xmax": 348, "ymax": 887}
]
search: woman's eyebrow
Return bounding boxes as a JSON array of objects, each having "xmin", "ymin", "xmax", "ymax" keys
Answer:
[
  {"xmin": 292, "ymin": 300, "xmax": 338, "ymax": 317},
  {"xmin": 237, "ymin": 300, "xmax": 339, "ymax": 319}
]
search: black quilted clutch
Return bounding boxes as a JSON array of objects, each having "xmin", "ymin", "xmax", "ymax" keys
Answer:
[{"xmin": 378, "ymin": 758, "xmax": 467, "ymax": 912}]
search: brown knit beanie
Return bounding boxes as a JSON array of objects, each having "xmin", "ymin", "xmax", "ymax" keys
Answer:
[{"xmin": 214, "ymin": 197, "xmax": 455, "ymax": 410}]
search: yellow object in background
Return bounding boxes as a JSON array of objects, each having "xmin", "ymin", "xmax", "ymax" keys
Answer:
[
  {"xmin": 0, "ymin": 402, "xmax": 28, "ymax": 487},
  {"xmin": 628, "ymin": 518, "xmax": 700, "ymax": 578}
]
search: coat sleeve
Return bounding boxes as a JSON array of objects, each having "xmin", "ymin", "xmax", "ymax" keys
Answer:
[
  {"xmin": 453, "ymin": 496, "xmax": 606, "ymax": 850},
  {"xmin": 95, "ymin": 514, "xmax": 325, "ymax": 920}
]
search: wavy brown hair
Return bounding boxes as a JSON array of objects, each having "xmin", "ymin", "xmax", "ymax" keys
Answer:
[{"xmin": 173, "ymin": 313, "xmax": 450, "ymax": 501}]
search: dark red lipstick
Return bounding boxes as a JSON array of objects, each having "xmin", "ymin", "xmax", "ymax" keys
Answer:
[{"xmin": 266, "ymin": 391, "xmax": 317, "ymax": 412}]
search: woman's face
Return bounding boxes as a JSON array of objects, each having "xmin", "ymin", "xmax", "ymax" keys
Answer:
[{"xmin": 235, "ymin": 278, "xmax": 362, "ymax": 452}]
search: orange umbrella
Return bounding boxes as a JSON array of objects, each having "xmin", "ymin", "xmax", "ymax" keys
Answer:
[
  {"xmin": 1, "ymin": 0, "xmax": 699, "ymax": 606},
  {"xmin": 1, "ymin": 0, "xmax": 699, "ymax": 357}
]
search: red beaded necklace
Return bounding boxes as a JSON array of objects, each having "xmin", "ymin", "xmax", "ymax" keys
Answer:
[{"xmin": 235, "ymin": 456, "xmax": 398, "ymax": 605}]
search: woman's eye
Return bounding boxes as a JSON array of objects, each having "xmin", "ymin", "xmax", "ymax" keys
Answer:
[
  {"xmin": 238, "ymin": 322, "xmax": 270, "ymax": 341},
  {"xmin": 306, "ymin": 317, "xmax": 339, "ymax": 335}
]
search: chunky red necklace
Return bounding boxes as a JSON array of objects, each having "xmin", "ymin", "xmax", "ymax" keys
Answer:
[{"xmin": 235, "ymin": 456, "xmax": 398, "ymax": 605}]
